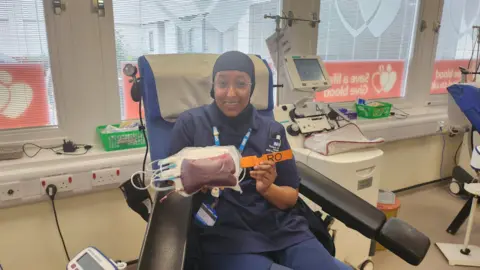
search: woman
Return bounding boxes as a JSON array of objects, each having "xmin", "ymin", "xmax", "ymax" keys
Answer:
[{"xmin": 169, "ymin": 51, "xmax": 350, "ymax": 270}]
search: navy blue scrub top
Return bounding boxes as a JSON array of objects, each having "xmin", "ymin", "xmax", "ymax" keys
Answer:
[{"xmin": 168, "ymin": 103, "xmax": 314, "ymax": 254}]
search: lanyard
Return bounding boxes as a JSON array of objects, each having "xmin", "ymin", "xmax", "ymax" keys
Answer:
[
  {"xmin": 209, "ymin": 126, "xmax": 251, "ymax": 206},
  {"xmin": 212, "ymin": 126, "xmax": 252, "ymax": 154}
]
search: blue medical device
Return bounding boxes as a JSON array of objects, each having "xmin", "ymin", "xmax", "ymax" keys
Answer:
[{"xmin": 67, "ymin": 247, "xmax": 122, "ymax": 270}]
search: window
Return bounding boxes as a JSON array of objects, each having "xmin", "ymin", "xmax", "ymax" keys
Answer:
[
  {"xmin": 0, "ymin": 0, "xmax": 56, "ymax": 130},
  {"xmin": 430, "ymin": 0, "xmax": 480, "ymax": 94},
  {"xmin": 112, "ymin": 0, "xmax": 281, "ymax": 120},
  {"xmin": 316, "ymin": 0, "xmax": 419, "ymax": 103}
]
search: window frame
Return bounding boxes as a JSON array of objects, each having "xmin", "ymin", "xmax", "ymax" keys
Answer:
[
  {"xmin": 312, "ymin": 0, "xmax": 445, "ymax": 110},
  {"xmin": 0, "ymin": 0, "xmax": 65, "ymax": 145},
  {"xmin": 426, "ymin": 0, "xmax": 466, "ymax": 107},
  {"xmin": 0, "ymin": 0, "xmax": 455, "ymax": 147},
  {"xmin": 1, "ymin": 0, "xmax": 121, "ymax": 146}
]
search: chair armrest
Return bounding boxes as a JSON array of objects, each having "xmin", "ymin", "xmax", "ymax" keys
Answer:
[
  {"xmin": 296, "ymin": 161, "xmax": 431, "ymax": 265},
  {"xmin": 377, "ymin": 218, "xmax": 431, "ymax": 266},
  {"xmin": 296, "ymin": 161, "xmax": 386, "ymax": 239},
  {"xmin": 137, "ymin": 191, "xmax": 193, "ymax": 270}
]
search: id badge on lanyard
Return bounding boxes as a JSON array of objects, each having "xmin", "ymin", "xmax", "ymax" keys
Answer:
[{"xmin": 195, "ymin": 126, "xmax": 252, "ymax": 227}]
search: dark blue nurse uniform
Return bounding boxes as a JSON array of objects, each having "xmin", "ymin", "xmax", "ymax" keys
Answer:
[{"xmin": 169, "ymin": 103, "xmax": 349, "ymax": 270}]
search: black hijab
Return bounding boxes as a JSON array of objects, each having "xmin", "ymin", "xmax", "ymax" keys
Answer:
[
  {"xmin": 210, "ymin": 51, "xmax": 256, "ymax": 99},
  {"xmin": 211, "ymin": 51, "xmax": 256, "ymax": 131}
]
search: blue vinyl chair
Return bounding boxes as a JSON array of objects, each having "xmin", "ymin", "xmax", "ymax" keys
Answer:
[
  {"xmin": 138, "ymin": 54, "xmax": 274, "ymax": 163},
  {"xmin": 135, "ymin": 54, "xmax": 430, "ymax": 270}
]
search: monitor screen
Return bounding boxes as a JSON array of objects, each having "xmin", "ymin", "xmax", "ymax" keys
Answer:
[
  {"xmin": 293, "ymin": 58, "xmax": 325, "ymax": 82},
  {"xmin": 77, "ymin": 253, "xmax": 104, "ymax": 270}
]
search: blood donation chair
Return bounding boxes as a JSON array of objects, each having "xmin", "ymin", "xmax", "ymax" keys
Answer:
[{"xmin": 135, "ymin": 54, "xmax": 431, "ymax": 270}]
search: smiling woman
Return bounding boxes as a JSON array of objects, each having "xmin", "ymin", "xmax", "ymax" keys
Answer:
[{"xmin": 213, "ymin": 71, "xmax": 252, "ymax": 117}]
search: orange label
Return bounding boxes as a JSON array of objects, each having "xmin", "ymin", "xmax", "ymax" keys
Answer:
[{"xmin": 240, "ymin": 149, "xmax": 293, "ymax": 168}]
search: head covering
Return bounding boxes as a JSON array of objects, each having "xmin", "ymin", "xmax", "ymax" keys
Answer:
[{"xmin": 210, "ymin": 51, "xmax": 256, "ymax": 99}]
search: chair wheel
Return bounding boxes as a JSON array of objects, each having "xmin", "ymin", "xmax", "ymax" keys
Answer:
[
  {"xmin": 449, "ymin": 179, "xmax": 462, "ymax": 195},
  {"xmin": 358, "ymin": 259, "xmax": 374, "ymax": 270}
]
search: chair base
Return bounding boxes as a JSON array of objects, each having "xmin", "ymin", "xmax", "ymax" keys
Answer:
[{"xmin": 436, "ymin": 243, "xmax": 480, "ymax": 267}]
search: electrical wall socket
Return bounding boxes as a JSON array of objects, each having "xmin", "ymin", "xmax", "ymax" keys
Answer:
[
  {"xmin": 40, "ymin": 174, "xmax": 74, "ymax": 194},
  {"xmin": 0, "ymin": 182, "xmax": 23, "ymax": 201},
  {"xmin": 92, "ymin": 168, "xmax": 121, "ymax": 187}
]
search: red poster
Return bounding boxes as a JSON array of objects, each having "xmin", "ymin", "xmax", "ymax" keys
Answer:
[
  {"xmin": 0, "ymin": 64, "xmax": 48, "ymax": 129},
  {"xmin": 121, "ymin": 62, "xmax": 143, "ymax": 120},
  {"xmin": 315, "ymin": 60, "xmax": 404, "ymax": 102},
  {"xmin": 431, "ymin": 59, "xmax": 473, "ymax": 94}
]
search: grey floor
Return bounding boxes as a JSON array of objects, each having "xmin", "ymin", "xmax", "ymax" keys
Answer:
[{"xmin": 373, "ymin": 182, "xmax": 480, "ymax": 269}]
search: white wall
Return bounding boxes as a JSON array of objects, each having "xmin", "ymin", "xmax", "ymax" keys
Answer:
[
  {"xmin": 0, "ymin": 190, "xmax": 147, "ymax": 270},
  {"xmin": 0, "ymin": 134, "xmax": 464, "ymax": 270}
]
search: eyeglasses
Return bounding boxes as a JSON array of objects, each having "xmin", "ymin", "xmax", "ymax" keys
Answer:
[{"xmin": 214, "ymin": 80, "xmax": 252, "ymax": 91}]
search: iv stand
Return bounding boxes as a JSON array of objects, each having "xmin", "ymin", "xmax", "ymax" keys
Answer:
[{"xmin": 264, "ymin": 11, "xmax": 321, "ymax": 105}]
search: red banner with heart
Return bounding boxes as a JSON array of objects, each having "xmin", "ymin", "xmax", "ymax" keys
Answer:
[
  {"xmin": 315, "ymin": 60, "xmax": 404, "ymax": 102},
  {"xmin": 430, "ymin": 59, "xmax": 473, "ymax": 94},
  {"xmin": 0, "ymin": 64, "xmax": 49, "ymax": 129}
]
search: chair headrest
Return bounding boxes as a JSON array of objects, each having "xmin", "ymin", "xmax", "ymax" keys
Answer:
[{"xmin": 142, "ymin": 54, "xmax": 272, "ymax": 122}]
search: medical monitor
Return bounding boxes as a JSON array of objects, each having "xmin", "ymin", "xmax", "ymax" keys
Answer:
[{"xmin": 284, "ymin": 55, "xmax": 331, "ymax": 92}]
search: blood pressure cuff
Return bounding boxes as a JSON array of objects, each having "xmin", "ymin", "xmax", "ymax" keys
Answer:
[
  {"xmin": 181, "ymin": 153, "xmax": 237, "ymax": 194},
  {"xmin": 296, "ymin": 161, "xmax": 430, "ymax": 266}
]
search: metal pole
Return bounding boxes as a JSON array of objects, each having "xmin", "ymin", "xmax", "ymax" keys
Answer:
[
  {"xmin": 461, "ymin": 195, "xmax": 478, "ymax": 255},
  {"xmin": 275, "ymin": 16, "xmax": 281, "ymax": 106}
]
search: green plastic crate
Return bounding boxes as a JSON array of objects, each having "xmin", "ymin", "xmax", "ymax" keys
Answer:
[
  {"xmin": 355, "ymin": 102, "xmax": 392, "ymax": 119},
  {"xmin": 96, "ymin": 124, "xmax": 146, "ymax": 151}
]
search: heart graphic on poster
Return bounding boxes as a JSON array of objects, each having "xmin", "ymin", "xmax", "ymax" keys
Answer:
[
  {"xmin": 0, "ymin": 71, "xmax": 33, "ymax": 118},
  {"xmin": 372, "ymin": 64, "xmax": 397, "ymax": 94},
  {"xmin": 335, "ymin": 0, "xmax": 401, "ymax": 37}
]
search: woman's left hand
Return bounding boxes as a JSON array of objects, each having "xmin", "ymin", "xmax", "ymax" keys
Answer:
[{"xmin": 250, "ymin": 160, "xmax": 277, "ymax": 195}]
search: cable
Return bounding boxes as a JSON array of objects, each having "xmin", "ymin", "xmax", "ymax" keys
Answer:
[
  {"xmin": 392, "ymin": 105, "xmax": 409, "ymax": 119},
  {"xmin": 46, "ymin": 184, "xmax": 71, "ymax": 261},
  {"xmin": 22, "ymin": 143, "xmax": 62, "ymax": 158},
  {"xmin": 474, "ymin": 28, "xmax": 480, "ymax": 82},
  {"xmin": 159, "ymin": 189, "xmax": 176, "ymax": 203},
  {"xmin": 454, "ymin": 140, "xmax": 463, "ymax": 166},
  {"xmin": 470, "ymin": 127, "xmax": 476, "ymax": 155},
  {"xmin": 130, "ymin": 171, "xmax": 151, "ymax": 191},
  {"xmin": 22, "ymin": 143, "xmax": 92, "ymax": 158},
  {"xmin": 239, "ymin": 168, "xmax": 247, "ymax": 182},
  {"xmin": 440, "ymin": 135, "xmax": 446, "ymax": 179},
  {"xmin": 133, "ymin": 77, "xmax": 153, "ymax": 204},
  {"xmin": 51, "ymin": 145, "xmax": 92, "ymax": 156},
  {"xmin": 51, "ymin": 200, "xmax": 70, "ymax": 261},
  {"xmin": 138, "ymin": 95, "xmax": 149, "ymax": 189},
  {"xmin": 468, "ymin": 35, "xmax": 477, "ymax": 72}
]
